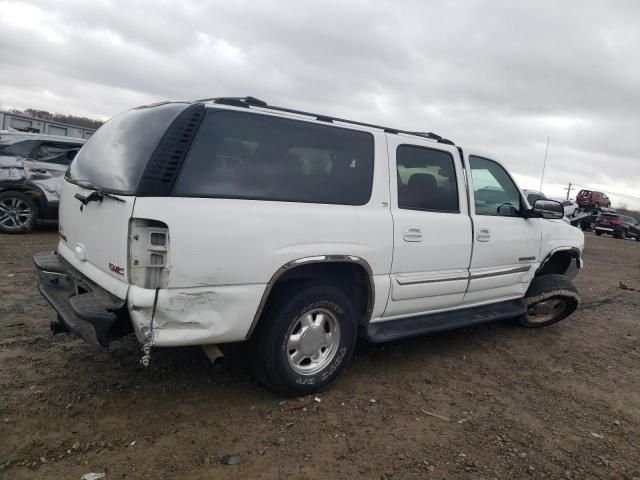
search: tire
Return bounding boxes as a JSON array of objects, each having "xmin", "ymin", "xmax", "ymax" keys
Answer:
[
  {"xmin": 519, "ymin": 274, "xmax": 579, "ymax": 328},
  {"xmin": 595, "ymin": 230, "xmax": 603, "ymax": 236},
  {"xmin": 251, "ymin": 284, "xmax": 357, "ymax": 397},
  {"xmin": 0, "ymin": 191, "xmax": 38, "ymax": 234}
]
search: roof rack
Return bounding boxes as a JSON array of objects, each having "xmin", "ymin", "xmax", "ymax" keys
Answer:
[{"xmin": 197, "ymin": 96, "xmax": 455, "ymax": 145}]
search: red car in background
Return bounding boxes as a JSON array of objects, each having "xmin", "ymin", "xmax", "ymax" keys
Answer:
[
  {"xmin": 576, "ymin": 189, "xmax": 611, "ymax": 209},
  {"xmin": 594, "ymin": 213, "xmax": 640, "ymax": 240}
]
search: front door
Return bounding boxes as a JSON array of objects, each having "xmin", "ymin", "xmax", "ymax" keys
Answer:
[
  {"xmin": 383, "ymin": 137, "xmax": 472, "ymax": 319},
  {"xmin": 464, "ymin": 153, "xmax": 541, "ymax": 305}
]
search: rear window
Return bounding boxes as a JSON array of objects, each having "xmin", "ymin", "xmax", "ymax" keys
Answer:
[
  {"xmin": 173, "ymin": 110, "xmax": 374, "ymax": 205},
  {"xmin": 67, "ymin": 103, "xmax": 187, "ymax": 194},
  {"xmin": 579, "ymin": 190, "xmax": 591, "ymax": 195},
  {"xmin": 601, "ymin": 213, "xmax": 618, "ymax": 219}
]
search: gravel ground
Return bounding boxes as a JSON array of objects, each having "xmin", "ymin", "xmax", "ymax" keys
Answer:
[{"xmin": 1, "ymin": 229, "xmax": 639, "ymax": 480}]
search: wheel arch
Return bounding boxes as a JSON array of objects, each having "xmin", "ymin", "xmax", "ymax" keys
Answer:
[
  {"xmin": 246, "ymin": 255, "xmax": 375, "ymax": 339},
  {"xmin": 0, "ymin": 181, "xmax": 48, "ymax": 215},
  {"xmin": 536, "ymin": 247, "xmax": 582, "ymax": 278}
]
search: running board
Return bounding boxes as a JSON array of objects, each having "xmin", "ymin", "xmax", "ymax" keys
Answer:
[{"xmin": 363, "ymin": 298, "xmax": 527, "ymax": 343}]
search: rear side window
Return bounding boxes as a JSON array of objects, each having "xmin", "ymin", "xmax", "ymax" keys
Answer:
[
  {"xmin": 173, "ymin": 111, "xmax": 374, "ymax": 205},
  {"xmin": 396, "ymin": 145, "xmax": 459, "ymax": 212}
]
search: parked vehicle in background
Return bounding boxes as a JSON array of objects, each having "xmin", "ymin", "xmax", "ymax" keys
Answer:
[
  {"xmin": 594, "ymin": 213, "xmax": 640, "ymax": 240},
  {"xmin": 578, "ymin": 210, "xmax": 600, "ymax": 231},
  {"xmin": 34, "ymin": 96, "xmax": 584, "ymax": 396},
  {"xmin": 576, "ymin": 189, "xmax": 611, "ymax": 209},
  {"xmin": 553, "ymin": 198, "xmax": 579, "ymax": 217},
  {"xmin": 0, "ymin": 132, "xmax": 85, "ymax": 233}
]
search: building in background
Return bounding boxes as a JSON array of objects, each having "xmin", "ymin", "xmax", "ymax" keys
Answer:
[{"xmin": 0, "ymin": 110, "xmax": 95, "ymax": 139}]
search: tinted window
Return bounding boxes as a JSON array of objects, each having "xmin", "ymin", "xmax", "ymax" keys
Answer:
[
  {"xmin": 396, "ymin": 145, "xmax": 458, "ymax": 212},
  {"xmin": 68, "ymin": 103, "xmax": 187, "ymax": 193},
  {"xmin": 470, "ymin": 156, "xmax": 521, "ymax": 216},
  {"xmin": 173, "ymin": 111, "xmax": 374, "ymax": 205}
]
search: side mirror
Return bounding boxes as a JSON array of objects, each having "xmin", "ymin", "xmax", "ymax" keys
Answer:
[{"xmin": 533, "ymin": 199, "xmax": 564, "ymax": 219}]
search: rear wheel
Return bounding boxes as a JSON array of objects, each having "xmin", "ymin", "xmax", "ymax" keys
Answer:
[
  {"xmin": 520, "ymin": 274, "xmax": 579, "ymax": 328},
  {"xmin": 0, "ymin": 191, "xmax": 38, "ymax": 234},
  {"xmin": 595, "ymin": 230, "xmax": 603, "ymax": 236},
  {"xmin": 251, "ymin": 284, "xmax": 357, "ymax": 396}
]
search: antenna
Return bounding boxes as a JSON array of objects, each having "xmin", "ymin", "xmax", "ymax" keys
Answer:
[{"xmin": 539, "ymin": 137, "xmax": 550, "ymax": 192}]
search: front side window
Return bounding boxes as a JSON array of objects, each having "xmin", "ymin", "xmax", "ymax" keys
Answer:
[
  {"xmin": 173, "ymin": 111, "xmax": 374, "ymax": 205},
  {"xmin": 396, "ymin": 145, "xmax": 459, "ymax": 212},
  {"xmin": 469, "ymin": 156, "xmax": 522, "ymax": 216}
]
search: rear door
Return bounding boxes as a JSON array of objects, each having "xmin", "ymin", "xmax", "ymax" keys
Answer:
[
  {"xmin": 464, "ymin": 153, "xmax": 541, "ymax": 305},
  {"xmin": 383, "ymin": 136, "xmax": 472, "ymax": 318}
]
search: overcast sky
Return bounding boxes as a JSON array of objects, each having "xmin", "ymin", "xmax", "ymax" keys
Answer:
[{"xmin": 1, "ymin": 0, "xmax": 639, "ymax": 208}]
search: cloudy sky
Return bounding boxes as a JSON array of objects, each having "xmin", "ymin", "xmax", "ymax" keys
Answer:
[{"xmin": 1, "ymin": 0, "xmax": 639, "ymax": 208}]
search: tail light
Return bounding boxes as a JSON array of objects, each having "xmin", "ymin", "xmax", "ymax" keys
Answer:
[{"xmin": 129, "ymin": 219, "xmax": 169, "ymax": 289}]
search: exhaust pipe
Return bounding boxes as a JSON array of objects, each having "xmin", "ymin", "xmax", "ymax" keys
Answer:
[{"xmin": 201, "ymin": 344, "xmax": 225, "ymax": 365}]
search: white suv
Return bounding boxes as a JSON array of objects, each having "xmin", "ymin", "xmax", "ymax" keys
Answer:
[{"xmin": 35, "ymin": 97, "xmax": 584, "ymax": 396}]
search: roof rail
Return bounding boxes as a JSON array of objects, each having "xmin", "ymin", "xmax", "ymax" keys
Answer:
[{"xmin": 200, "ymin": 96, "xmax": 455, "ymax": 145}]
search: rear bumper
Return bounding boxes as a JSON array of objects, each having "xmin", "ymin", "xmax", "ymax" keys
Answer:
[{"xmin": 34, "ymin": 251, "xmax": 131, "ymax": 346}]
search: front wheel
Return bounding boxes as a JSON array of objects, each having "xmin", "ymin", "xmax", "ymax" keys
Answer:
[
  {"xmin": 520, "ymin": 274, "xmax": 579, "ymax": 328},
  {"xmin": 0, "ymin": 191, "xmax": 38, "ymax": 234},
  {"xmin": 251, "ymin": 284, "xmax": 357, "ymax": 396}
]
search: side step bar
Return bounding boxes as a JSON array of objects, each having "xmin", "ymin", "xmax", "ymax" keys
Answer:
[{"xmin": 363, "ymin": 299, "xmax": 527, "ymax": 343}]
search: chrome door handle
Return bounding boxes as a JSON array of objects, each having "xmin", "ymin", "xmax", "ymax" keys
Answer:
[
  {"xmin": 403, "ymin": 227, "xmax": 422, "ymax": 242},
  {"xmin": 476, "ymin": 228, "xmax": 491, "ymax": 242}
]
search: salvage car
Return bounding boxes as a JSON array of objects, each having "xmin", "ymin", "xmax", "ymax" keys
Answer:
[
  {"xmin": 34, "ymin": 97, "xmax": 584, "ymax": 396},
  {"xmin": 576, "ymin": 189, "xmax": 611, "ymax": 209},
  {"xmin": 0, "ymin": 132, "xmax": 85, "ymax": 233},
  {"xmin": 594, "ymin": 213, "xmax": 640, "ymax": 240}
]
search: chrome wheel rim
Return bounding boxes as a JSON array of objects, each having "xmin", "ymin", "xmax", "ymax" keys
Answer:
[
  {"xmin": 0, "ymin": 197, "xmax": 32, "ymax": 230},
  {"xmin": 286, "ymin": 308, "xmax": 341, "ymax": 375},
  {"xmin": 527, "ymin": 298, "xmax": 566, "ymax": 324}
]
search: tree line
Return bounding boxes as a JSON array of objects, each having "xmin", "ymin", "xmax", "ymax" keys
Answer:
[{"xmin": 7, "ymin": 108, "xmax": 103, "ymax": 130}]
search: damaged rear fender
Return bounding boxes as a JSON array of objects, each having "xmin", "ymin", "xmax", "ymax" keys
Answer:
[{"xmin": 127, "ymin": 284, "xmax": 265, "ymax": 347}]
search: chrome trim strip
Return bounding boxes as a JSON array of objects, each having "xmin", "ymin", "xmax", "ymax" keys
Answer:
[
  {"xmin": 246, "ymin": 255, "xmax": 375, "ymax": 339},
  {"xmin": 469, "ymin": 265, "xmax": 531, "ymax": 280},
  {"xmin": 395, "ymin": 272, "xmax": 469, "ymax": 286}
]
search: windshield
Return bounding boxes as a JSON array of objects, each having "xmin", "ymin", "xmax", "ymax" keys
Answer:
[{"xmin": 67, "ymin": 103, "xmax": 187, "ymax": 194}]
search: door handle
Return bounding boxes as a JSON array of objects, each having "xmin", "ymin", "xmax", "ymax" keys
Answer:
[
  {"xmin": 31, "ymin": 168, "xmax": 48, "ymax": 174},
  {"xmin": 403, "ymin": 227, "xmax": 423, "ymax": 242},
  {"xmin": 476, "ymin": 228, "xmax": 491, "ymax": 242}
]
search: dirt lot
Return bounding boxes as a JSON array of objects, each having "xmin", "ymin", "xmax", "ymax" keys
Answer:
[{"xmin": 1, "ymin": 229, "xmax": 639, "ymax": 480}]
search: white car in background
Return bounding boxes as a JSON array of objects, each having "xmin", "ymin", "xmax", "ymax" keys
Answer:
[{"xmin": 552, "ymin": 198, "xmax": 579, "ymax": 218}]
